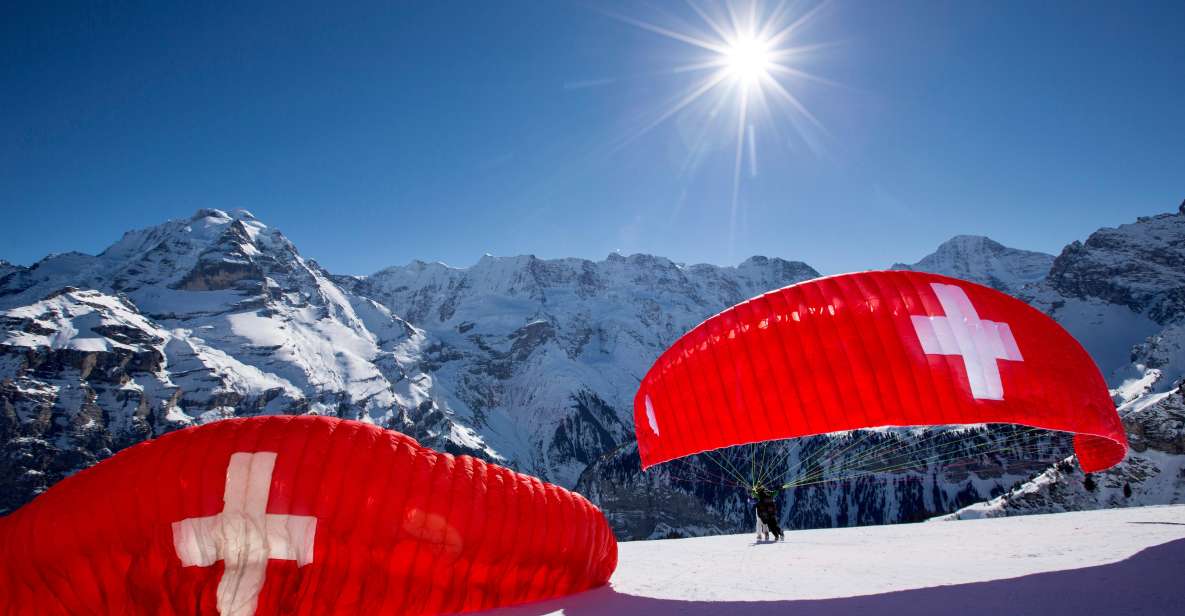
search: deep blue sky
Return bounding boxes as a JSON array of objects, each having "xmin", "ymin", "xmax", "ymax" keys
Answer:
[{"xmin": 2, "ymin": 1, "xmax": 1182, "ymax": 274}]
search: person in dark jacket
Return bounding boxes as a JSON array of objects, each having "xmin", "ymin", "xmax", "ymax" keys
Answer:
[{"xmin": 750, "ymin": 484, "xmax": 784, "ymax": 542}]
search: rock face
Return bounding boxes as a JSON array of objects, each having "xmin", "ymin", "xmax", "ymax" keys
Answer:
[
  {"xmin": 892, "ymin": 235, "xmax": 1055, "ymax": 295},
  {"xmin": 0, "ymin": 289, "xmax": 171, "ymax": 506},
  {"xmin": 1046, "ymin": 214, "xmax": 1185, "ymax": 320}
]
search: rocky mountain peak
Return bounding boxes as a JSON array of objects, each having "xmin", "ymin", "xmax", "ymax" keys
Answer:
[
  {"xmin": 1045, "ymin": 208, "xmax": 1185, "ymax": 322},
  {"xmin": 891, "ymin": 235, "xmax": 1054, "ymax": 295},
  {"xmin": 0, "ymin": 260, "xmax": 19, "ymax": 282},
  {"xmin": 190, "ymin": 207, "xmax": 231, "ymax": 222},
  {"xmin": 735, "ymin": 255, "xmax": 820, "ymax": 284},
  {"xmin": 0, "ymin": 209, "xmax": 317, "ymax": 317},
  {"xmin": 0, "ymin": 210, "xmax": 488, "ymax": 513}
]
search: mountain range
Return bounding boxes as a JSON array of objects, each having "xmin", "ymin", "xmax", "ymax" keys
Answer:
[{"xmin": 2, "ymin": 202, "xmax": 1183, "ymax": 538}]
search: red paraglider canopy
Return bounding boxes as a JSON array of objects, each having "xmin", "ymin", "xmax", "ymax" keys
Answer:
[
  {"xmin": 0, "ymin": 416, "xmax": 617, "ymax": 615},
  {"xmin": 635, "ymin": 270, "xmax": 1127, "ymax": 473}
]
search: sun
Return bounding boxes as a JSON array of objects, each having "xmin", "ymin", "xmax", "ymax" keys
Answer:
[
  {"xmin": 602, "ymin": 0, "xmax": 835, "ymax": 254},
  {"xmin": 722, "ymin": 35, "xmax": 773, "ymax": 84},
  {"xmin": 605, "ymin": 1, "xmax": 831, "ymax": 165}
]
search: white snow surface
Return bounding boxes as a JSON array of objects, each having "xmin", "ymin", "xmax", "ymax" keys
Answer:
[
  {"xmin": 2, "ymin": 289, "xmax": 166, "ymax": 352},
  {"xmin": 483, "ymin": 505, "xmax": 1185, "ymax": 615}
]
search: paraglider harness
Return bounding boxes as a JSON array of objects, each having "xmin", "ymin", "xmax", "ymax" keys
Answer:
[{"xmin": 749, "ymin": 483, "xmax": 784, "ymax": 542}]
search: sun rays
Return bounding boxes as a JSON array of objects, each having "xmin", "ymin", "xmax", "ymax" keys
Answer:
[{"xmin": 600, "ymin": 0, "xmax": 836, "ymax": 255}]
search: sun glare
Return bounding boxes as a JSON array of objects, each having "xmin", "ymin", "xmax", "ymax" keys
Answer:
[
  {"xmin": 604, "ymin": 0, "xmax": 835, "ymax": 255},
  {"xmin": 723, "ymin": 36, "xmax": 773, "ymax": 83}
]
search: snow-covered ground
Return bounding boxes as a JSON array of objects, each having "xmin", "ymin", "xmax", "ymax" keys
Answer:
[{"xmin": 483, "ymin": 505, "xmax": 1185, "ymax": 615}]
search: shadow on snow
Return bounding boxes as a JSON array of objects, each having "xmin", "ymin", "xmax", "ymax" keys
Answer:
[{"xmin": 485, "ymin": 535, "xmax": 1185, "ymax": 616}]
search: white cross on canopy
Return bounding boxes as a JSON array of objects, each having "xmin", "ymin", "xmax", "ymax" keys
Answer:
[
  {"xmin": 911, "ymin": 282, "xmax": 1024, "ymax": 400},
  {"xmin": 171, "ymin": 452, "xmax": 317, "ymax": 616}
]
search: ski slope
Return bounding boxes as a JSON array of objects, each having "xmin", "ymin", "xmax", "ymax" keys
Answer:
[{"xmin": 483, "ymin": 505, "xmax": 1185, "ymax": 615}]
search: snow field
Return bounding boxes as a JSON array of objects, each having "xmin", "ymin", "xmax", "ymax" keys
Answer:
[{"xmin": 483, "ymin": 505, "xmax": 1185, "ymax": 615}]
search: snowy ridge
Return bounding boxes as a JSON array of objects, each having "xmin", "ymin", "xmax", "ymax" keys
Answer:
[
  {"xmin": 342, "ymin": 252, "xmax": 821, "ymax": 487},
  {"xmin": 1021, "ymin": 207, "xmax": 1185, "ymax": 379},
  {"xmin": 892, "ymin": 235, "xmax": 1055, "ymax": 294},
  {"xmin": 1045, "ymin": 207, "xmax": 1185, "ymax": 319},
  {"xmin": 2, "ymin": 289, "xmax": 166, "ymax": 354}
]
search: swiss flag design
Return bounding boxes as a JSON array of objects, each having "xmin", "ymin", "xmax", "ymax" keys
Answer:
[
  {"xmin": 171, "ymin": 451, "xmax": 317, "ymax": 616},
  {"xmin": 635, "ymin": 270, "xmax": 1128, "ymax": 474},
  {"xmin": 0, "ymin": 417, "xmax": 618, "ymax": 615},
  {"xmin": 910, "ymin": 282, "xmax": 1023, "ymax": 401}
]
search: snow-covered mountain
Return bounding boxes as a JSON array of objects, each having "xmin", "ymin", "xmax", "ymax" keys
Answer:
[
  {"xmin": 0, "ymin": 209, "xmax": 820, "ymax": 514},
  {"xmin": 344, "ymin": 240, "xmax": 1073, "ymax": 540},
  {"xmin": 943, "ymin": 390, "xmax": 1185, "ymax": 520},
  {"xmin": 891, "ymin": 235, "xmax": 1055, "ymax": 295},
  {"xmin": 336, "ymin": 253, "xmax": 819, "ymax": 487},
  {"xmin": 941, "ymin": 205, "xmax": 1185, "ymax": 519},
  {"xmin": 5, "ymin": 203, "xmax": 1184, "ymax": 537},
  {"xmin": 0, "ymin": 209, "xmax": 480, "ymax": 513}
]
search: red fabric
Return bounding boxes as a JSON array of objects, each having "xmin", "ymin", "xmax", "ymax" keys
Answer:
[
  {"xmin": 636, "ymin": 270, "xmax": 1127, "ymax": 473},
  {"xmin": 0, "ymin": 416, "xmax": 617, "ymax": 615}
]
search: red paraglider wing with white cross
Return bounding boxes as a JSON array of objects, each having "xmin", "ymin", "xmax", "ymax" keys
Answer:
[
  {"xmin": 0, "ymin": 416, "xmax": 618, "ymax": 615},
  {"xmin": 634, "ymin": 270, "xmax": 1127, "ymax": 473}
]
